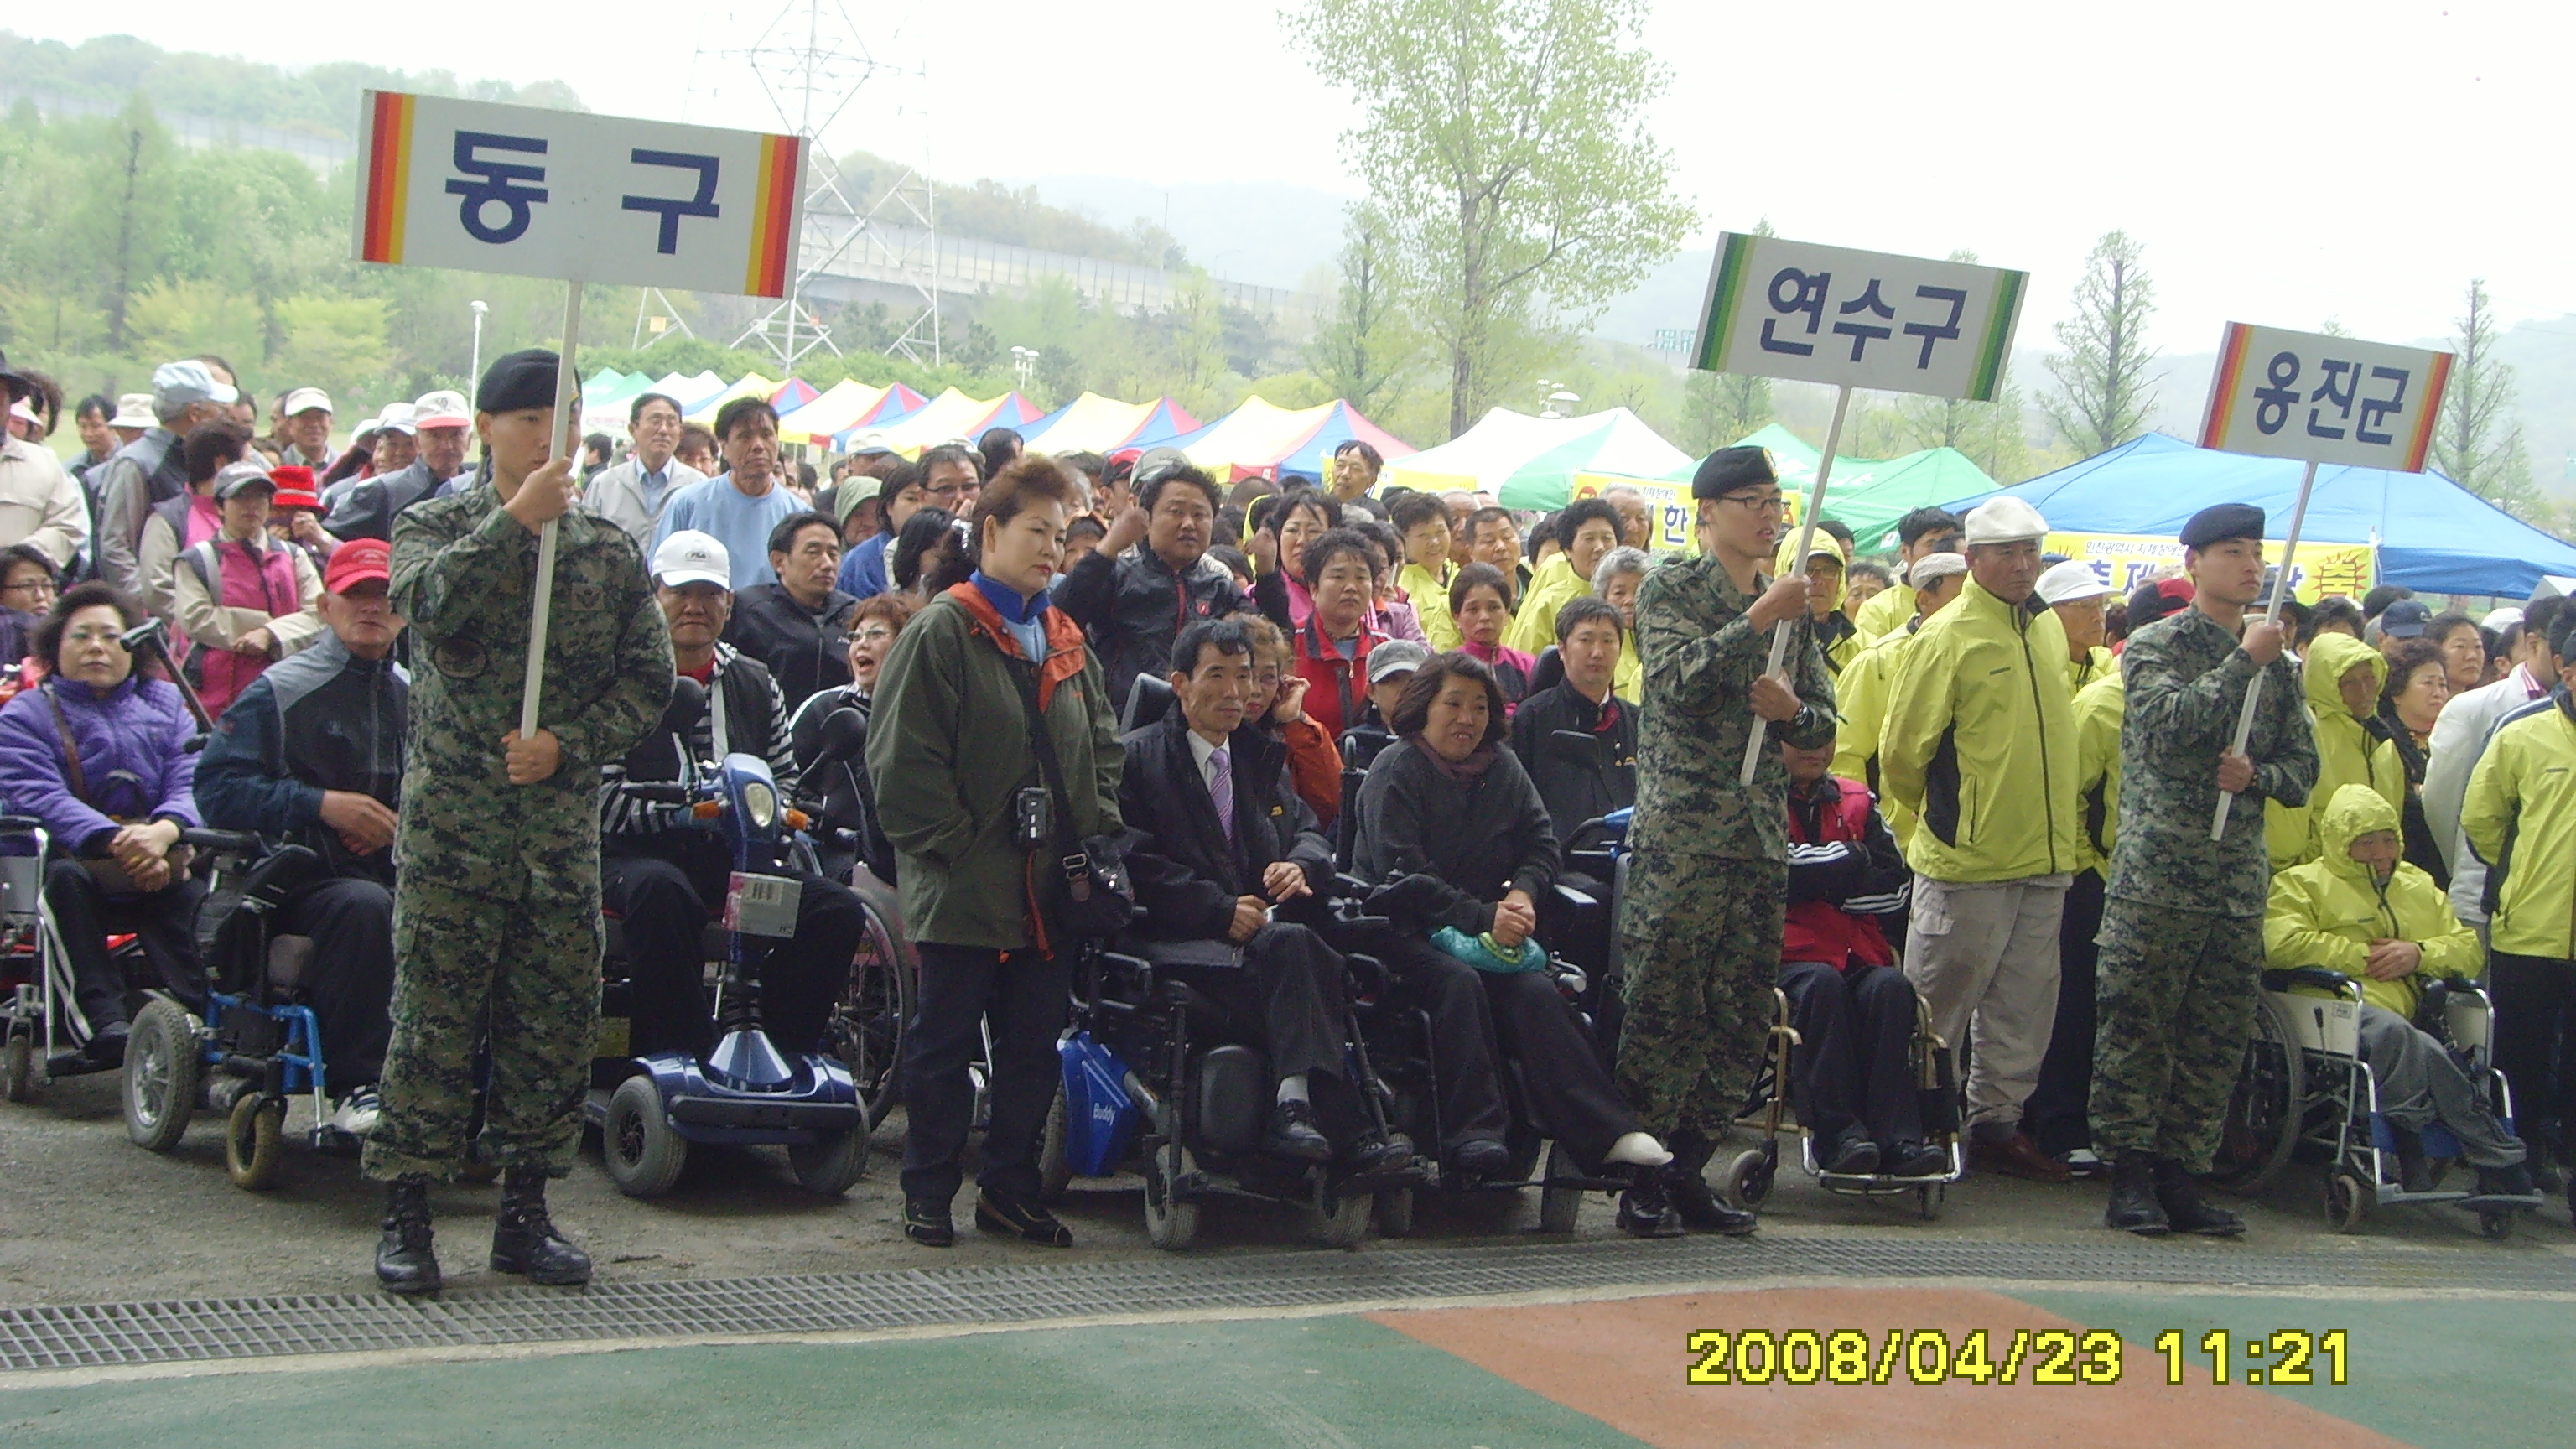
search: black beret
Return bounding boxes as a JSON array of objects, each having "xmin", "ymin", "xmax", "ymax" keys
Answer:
[
  {"xmin": 475, "ymin": 348, "xmax": 561, "ymax": 414},
  {"xmin": 2179, "ymin": 502, "xmax": 2264, "ymax": 549},
  {"xmin": 1692, "ymin": 445, "xmax": 1779, "ymax": 500}
]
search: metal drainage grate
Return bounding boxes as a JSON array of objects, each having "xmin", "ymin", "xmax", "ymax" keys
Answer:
[{"xmin": 2, "ymin": 1234, "xmax": 2566, "ymax": 1373}]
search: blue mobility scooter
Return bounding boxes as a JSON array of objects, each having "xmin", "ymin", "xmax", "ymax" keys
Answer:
[{"xmin": 589, "ymin": 680, "xmax": 868, "ymax": 1198}]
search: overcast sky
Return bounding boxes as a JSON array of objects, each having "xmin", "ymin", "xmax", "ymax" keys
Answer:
[{"xmin": 19, "ymin": 1, "xmax": 2573, "ymax": 354}]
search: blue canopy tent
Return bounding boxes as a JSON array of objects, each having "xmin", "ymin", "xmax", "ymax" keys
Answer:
[{"xmin": 1939, "ymin": 434, "xmax": 2576, "ymax": 598}]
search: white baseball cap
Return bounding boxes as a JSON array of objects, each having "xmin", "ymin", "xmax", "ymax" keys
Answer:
[
  {"xmin": 652, "ymin": 530, "xmax": 731, "ymax": 589},
  {"xmin": 109, "ymin": 393, "xmax": 155, "ymax": 428},
  {"xmin": 8, "ymin": 397, "xmax": 34, "ymax": 426},
  {"xmin": 281, "ymin": 387, "xmax": 333, "ymax": 417},
  {"xmin": 152, "ymin": 359, "xmax": 237, "ymax": 408},
  {"xmin": 413, "ymin": 390, "xmax": 471, "ymax": 428},
  {"xmin": 374, "ymin": 402, "xmax": 418, "ymax": 436},
  {"xmin": 1963, "ymin": 496, "xmax": 2049, "ymax": 547},
  {"xmin": 2035, "ymin": 558, "xmax": 2113, "ymax": 606},
  {"xmin": 1909, "ymin": 552, "xmax": 1971, "ymax": 587}
]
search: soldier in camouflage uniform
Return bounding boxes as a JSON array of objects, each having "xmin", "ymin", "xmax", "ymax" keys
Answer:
[
  {"xmin": 1615, "ymin": 446, "xmax": 1837, "ymax": 1237},
  {"xmin": 365, "ymin": 351, "xmax": 673, "ymax": 1294},
  {"xmin": 2092, "ymin": 503, "xmax": 2315, "ymax": 1237}
]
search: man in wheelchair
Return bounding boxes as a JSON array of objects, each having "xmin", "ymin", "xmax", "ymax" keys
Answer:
[
  {"xmin": 193, "ymin": 538, "xmax": 408, "ymax": 1141},
  {"xmin": 2266, "ymin": 784, "xmax": 2532, "ymax": 1197},
  {"xmin": 1779, "ymin": 737, "xmax": 1945, "ymax": 1179},
  {"xmin": 1119, "ymin": 617, "xmax": 1410, "ymax": 1171},
  {"xmin": 600, "ymin": 532, "xmax": 866, "ymax": 1061}
]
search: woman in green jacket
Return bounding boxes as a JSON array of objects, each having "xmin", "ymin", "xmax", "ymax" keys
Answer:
[
  {"xmin": 2266, "ymin": 785, "xmax": 2528, "ymax": 1197},
  {"xmin": 865, "ymin": 454, "xmax": 1123, "ymax": 1251}
]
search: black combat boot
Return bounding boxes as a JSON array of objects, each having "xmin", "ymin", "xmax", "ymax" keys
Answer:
[
  {"xmin": 375, "ymin": 1176, "xmax": 441, "ymax": 1296},
  {"xmin": 1661, "ymin": 1132, "xmax": 1758, "ymax": 1235},
  {"xmin": 491, "ymin": 1167, "xmax": 594, "ymax": 1285},
  {"xmin": 1616, "ymin": 1168, "xmax": 1683, "ymax": 1238},
  {"xmin": 2150, "ymin": 1157, "xmax": 2244, "ymax": 1236},
  {"xmin": 2103, "ymin": 1155, "xmax": 2169, "ymax": 1235}
]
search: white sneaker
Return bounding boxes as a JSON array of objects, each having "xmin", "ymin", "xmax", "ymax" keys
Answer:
[{"xmin": 326, "ymin": 1086, "xmax": 382, "ymax": 1137}]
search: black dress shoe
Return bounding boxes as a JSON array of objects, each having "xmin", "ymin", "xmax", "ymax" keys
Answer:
[
  {"xmin": 2104, "ymin": 1156, "xmax": 2169, "ymax": 1235},
  {"xmin": 490, "ymin": 1167, "xmax": 593, "ymax": 1285},
  {"xmin": 976, "ymin": 1187, "xmax": 1073, "ymax": 1246},
  {"xmin": 1616, "ymin": 1172, "xmax": 1683, "ymax": 1238},
  {"xmin": 2475, "ymin": 1162, "xmax": 2536, "ymax": 1198},
  {"xmin": 82, "ymin": 1026, "xmax": 128, "ymax": 1068},
  {"xmin": 1663, "ymin": 1161, "xmax": 1758, "ymax": 1235},
  {"xmin": 1350, "ymin": 1130, "xmax": 1415, "ymax": 1176},
  {"xmin": 1448, "ymin": 1138, "xmax": 1512, "ymax": 1180},
  {"xmin": 2150, "ymin": 1158, "xmax": 2243, "ymax": 1237},
  {"xmin": 1885, "ymin": 1141, "xmax": 1948, "ymax": 1178},
  {"xmin": 904, "ymin": 1196, "xmax": 955, "ymax": 1247},
  {"xmin": 375, "ymin": 1177, "xmax": 441, "ymax": 1296},
  {"xmin": 1823, "ymin": 1135, "xmax": 1881, "ymax": 1176},
  {"xmin": 1264, "ymin": 1098, "xmax": 1333, "ymax": 1161}
]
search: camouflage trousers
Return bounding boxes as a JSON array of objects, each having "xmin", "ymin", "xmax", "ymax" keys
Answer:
[
  {"xmin": 1615, "ymin": 849, "xmax": 1786, "ymax": 1141},
  {"xmin": 2087, "ymin": 898, "xmax": 2261, "ymax": 1173},
  {"xmin": 361, "ymin": 844, "xmax": 603, "ymax": 1182}
]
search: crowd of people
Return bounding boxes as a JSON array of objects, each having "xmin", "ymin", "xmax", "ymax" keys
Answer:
[{"xmin": 4, "ymin": 339, "xmax": 2572, "ymax": 1294}]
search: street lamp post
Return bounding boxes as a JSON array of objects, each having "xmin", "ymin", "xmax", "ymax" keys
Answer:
[
  {"xmin": 470, "ymin": 300, "xmax": 489, "ymax": 388},
  {"xmin": 1535, "ymin": 379, "xmax": 1581, "ymax": 419},
  {"xmin": 1010, "ymin": 345, "xmax": 1040, "ymax": 392}
]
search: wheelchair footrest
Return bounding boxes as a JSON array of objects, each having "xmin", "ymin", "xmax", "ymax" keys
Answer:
[{"xmin": 44, "ymin": 1052, "xmax": 113, "ymax": 1078}]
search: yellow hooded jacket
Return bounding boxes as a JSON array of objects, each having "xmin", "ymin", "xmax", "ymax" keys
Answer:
[
  {"xmin": 1398, "ymin": 561, "xmax": 1461, "ymax": 650},
  {"xmin": 1504, "ymin": 553, "xmax": 1583, "ymax": 655},
  {"xmin": 2071, "ymin": 664, "xmax": 2124, "ymax": 876},
  {"xmin": 2266, "ymin": 783, "xmax": 2480, "ymax": 1017},
  {"xmin": 1881, "ymin": 577, "xmax": 2082, "ymax": 881},
  {"xmin": 2274, "ymin": 631, "xmax": 2403, "ymax": 868},
  {"xmin": 1852, "ymin": 578, "xmax": 1915, "ymax": 647},
  {"xmin": 2462, "ymin": 690, "xmax": 2576, "ymax": 959},
  {"xmin": 1831, "ymin": 624, "xmax": 1924, "ymax": 849}
]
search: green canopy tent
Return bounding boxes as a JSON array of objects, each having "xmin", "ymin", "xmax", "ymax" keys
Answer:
[{"xmin": 1822, "ymin": 448, "xmax": 2002, "ymax": 552}]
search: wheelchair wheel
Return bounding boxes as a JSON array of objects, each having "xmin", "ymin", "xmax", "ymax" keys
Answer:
[
  {"xmin": 1308, "ymin": 1177, "xmax": 1374, "ymax": 1249},
  {"xmin": 122, "ymin": 997, "xmax": 200, "ymax": 1152},
  {"xmin": 787, "ymin": 1126, "xmax": 868, "ymax": 1197},
  {"xmin": 2325, "ymin": 1170, "xmax": 2371, "ymax": 1233},
  {"xmin": 1143, "ymin": 1136, "xmax": 1200, "ymax": 1250},
  {"xmin": 1037, "ymin": 1087, "xmax": 1072, "ymax": 1203},
  {"xmin": 1917, "ymin": 1183, "xmax": 1944, "ymax": 1221},
  {"xmin": 602, "ymin": 1074, "xmax": 688, "ymax": 1197},
  {"xmin": 1538, "ymin": 1140, "xmax": 1583, "ymax": 1233},
  {"xmin": 3, "ymin": 1029, "xmax": 29, "ymax": 1102},
  {"xmin": 2210, "ymin": 993, "xmax": 2304, "ymax": 1194},
  {"xmin": 1374, "ymin": 1187, "xmax": 1415, "ymax": 1239},
  {"xmin": 830, "ymin": 903, "xmax": 911, "ymax": 1129},
  {"xmin": 225, "ymin": 1093, "xmax": 284, "ymax": 1191},
  {"xmin": 1717, "ymin": 1146, "xmax": 1773, "ymax": 1209}
]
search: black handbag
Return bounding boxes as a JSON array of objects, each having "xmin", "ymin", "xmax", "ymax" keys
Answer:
[{"xmin": 1013, "ymin": 662, "xmax": 1133, "ymax": 941}]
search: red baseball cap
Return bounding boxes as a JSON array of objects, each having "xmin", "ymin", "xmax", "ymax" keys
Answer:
[
  {"xmin": 325, "ymin": 538, "xmax": 392, "ymax": 593},
  {"xmin": 270, "ymin": 464, "xmax": 317, "ymax": 493},
  {"xmin": 272, "ymin": 486, "xmax": 322, "ymax": 512}
]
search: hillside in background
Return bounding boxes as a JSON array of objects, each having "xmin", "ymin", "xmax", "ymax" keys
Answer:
[{"xmin": 0, "ymin": 32, "xmax": 582, "ymax": 132}]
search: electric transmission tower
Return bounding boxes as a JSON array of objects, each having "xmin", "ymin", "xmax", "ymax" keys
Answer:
[{"xmin": 717, "ymin": 0, "xmax": 942, "ymax": 367}]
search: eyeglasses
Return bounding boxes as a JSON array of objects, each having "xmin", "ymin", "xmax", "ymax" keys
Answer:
[
  {"xmin": 64, "ymin": 627, "xmax": 127, "ymax": 647},
  {"xmin": 840, "ymin": 626, "xmax": 896, "ymax": 647},
  {"xmin": 2, "ymin": 580, "xmax": 55, "ymax": 598},
  {"xmin": 1718, "ymin": 493, "xmax": 1789, "ymax": 516}
]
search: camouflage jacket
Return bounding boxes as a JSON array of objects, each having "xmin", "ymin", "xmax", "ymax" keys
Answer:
[
  {"xmin": 389, "ymin": 483, "xmax": 673, "ymax": 844},
  {"xmin": 1628, "ymin": 551, "xmax": 1836, "ymax": 864},
  {"xmin": 2108, "ymin": 606, "xmax": 2316, "ymax": 917}
]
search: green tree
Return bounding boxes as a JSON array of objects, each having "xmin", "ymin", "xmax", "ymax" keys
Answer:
[
  {"xmin": 1306, "ymin": 214, "xmax": 1416, "ymax": 416},
  {"xmin": 2433, "ymin": 278, "xmax": 2537, "ymax": 517},
  {"xmin": 1680, "ymin": 370, "xmax": 1773, "ymax": 452},
  {"xmin": 1289, "ymin": 0, "xmax": 1695, "ymax": 437},
  {"xmin": 2041, "ymin": 231, "xmax": 2158, "ymax": 456}
]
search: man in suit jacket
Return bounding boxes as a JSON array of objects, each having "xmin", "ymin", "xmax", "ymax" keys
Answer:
[{"xmin": 1119, "ymin": 616, "xmax": 1409, "ymax": 1172}]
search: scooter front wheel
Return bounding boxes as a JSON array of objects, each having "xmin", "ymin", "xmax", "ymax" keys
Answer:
[
  {"xmin": 788, "ymin": 1127, "xmax": 867, "ymax": 1197},
  {"xmin": 602, "ymin": 1074, "xmax": 687, "ymax": 1197}
]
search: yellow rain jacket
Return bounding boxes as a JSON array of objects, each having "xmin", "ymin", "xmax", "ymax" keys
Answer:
[
  {"xmin": 1831, "ymin": 625, "xmax": 1924, "ymax": 849},
  {"xmin": 2275, "ymin": 632, "xmax": 2402, "ymax": 868},
  {"xmin": 1852, "ymin": 578, "xmax": 1915, "ymax": 647},
  {"xmin": 1398, "ymin": 561, "xmax": 1461, "ymax": 650},
  {"xmin": 2266, "ymin": 783, "xmax": 2480, "ymax": 1017},
  {"xmin": 1881, "ymin": 578, "xmax": 2082, "ymax": 881},
  {"xmin": 2463, "ymin": 690, "xmax": 2576, "ymax": 959},
  {"xmin": 2071, "ymin": 665, "xmax": 2125, "ymax": 876},
  {"xmin": 1504, "ymin": 553, "xmax": 1583, "ymax": 655}
]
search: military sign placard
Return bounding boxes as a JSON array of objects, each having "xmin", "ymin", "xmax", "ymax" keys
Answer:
[
  {"xmin": 355, "ymin": 91, "xmax": 804, "ymax": 297},
  {"xmin": 2199, "ymin": 323, "xmax": 2453, "ymax": 473},
  {"xmin": 1696, "ymin": 233, "xmax": 2027, "ymax": 402}
]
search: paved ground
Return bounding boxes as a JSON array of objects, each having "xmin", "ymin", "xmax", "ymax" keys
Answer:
[
  {"xmin": 2, "ymin": 1285, "xmax": 2565, "ymax": 1447},
  {"xmin": 7, "ymin": 1068, "xmax": 2572, "ymax": 1305}
]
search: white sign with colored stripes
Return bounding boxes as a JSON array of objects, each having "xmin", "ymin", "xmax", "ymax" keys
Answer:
[
  {"xmin": 2199, "ymin": 323, "xmax": 2451, "ymax": 472},
  {"xmin": 1695, "ymin": 233, "xmax": 2026, "ymax": 402}
]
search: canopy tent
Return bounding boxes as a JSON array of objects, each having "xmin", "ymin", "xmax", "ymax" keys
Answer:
[
  {"xmin": 1380, "ymin": 407, "xmax": 1690, "ymax": 510},
  {"xmin": 769, "ymin": 377, "xmax": 818, "ymax": 413},
  {"xmin": 775, "ymin": 379, "xmax": 888, "ymax": 446},
  {"xmin": 962, "ymin": 392, "xmax": 1051, "ymax": 444},
  {"xmin": 646, "ymin": 371, "xmax": 728, "ymax": 411},
  {"xmin": 1937, "ymin": 433, "xmax": 2576, "ymax": 598},
  {"xmin": 682, "ymin": 373, "xmax": 780, "ymax": 425},
  {"xmin": 1275, "ymin": 401, "xmax": 1414, "ymax": 482},
  {"xmin": 1168, "ymin": 397, "xmax": 1332, "ymax": 478},
  {"xmin": 1020, "ymin": 394, "xmax": 1203, "ymax": 457},
  {"xmin": 1825, "ymin": 449, "xmax": 2002, "ymax": 551},
  {"xmin": 578, "ymin": 370, "xmax": 652, "ymax": 438},
  {"xmin": 1735, "ymin": 423, "xmax": 1826, "ymax": 488},
  {"xmin": 858, "ymin": 389, "xmax": 1049, "ymax": 459}
]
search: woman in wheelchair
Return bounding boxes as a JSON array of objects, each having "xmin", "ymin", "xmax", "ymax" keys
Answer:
[
  {"xmin": 2265, "ymin": 784, "xmax": 2532, "ymax": 1197},
  {"xmin": 0, "ymin": 581, "xmax": 206, "ymax": 1066},
  {"xmin": 1119, "ymin": 618, "xmax": 1412, "ymax": 1171},
  {"xmin": 1779, "ymin": 739, "xmax": 1945, "ymax": 1179},
  {"xmin": 1352, "ymin": 650, "xmax": 1669, "ymax": 1185}
]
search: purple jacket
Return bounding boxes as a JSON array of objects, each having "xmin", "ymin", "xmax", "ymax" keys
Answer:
[{"xmin": 0, "ymin": 675, "xmax": 200, "ymax": 855}]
